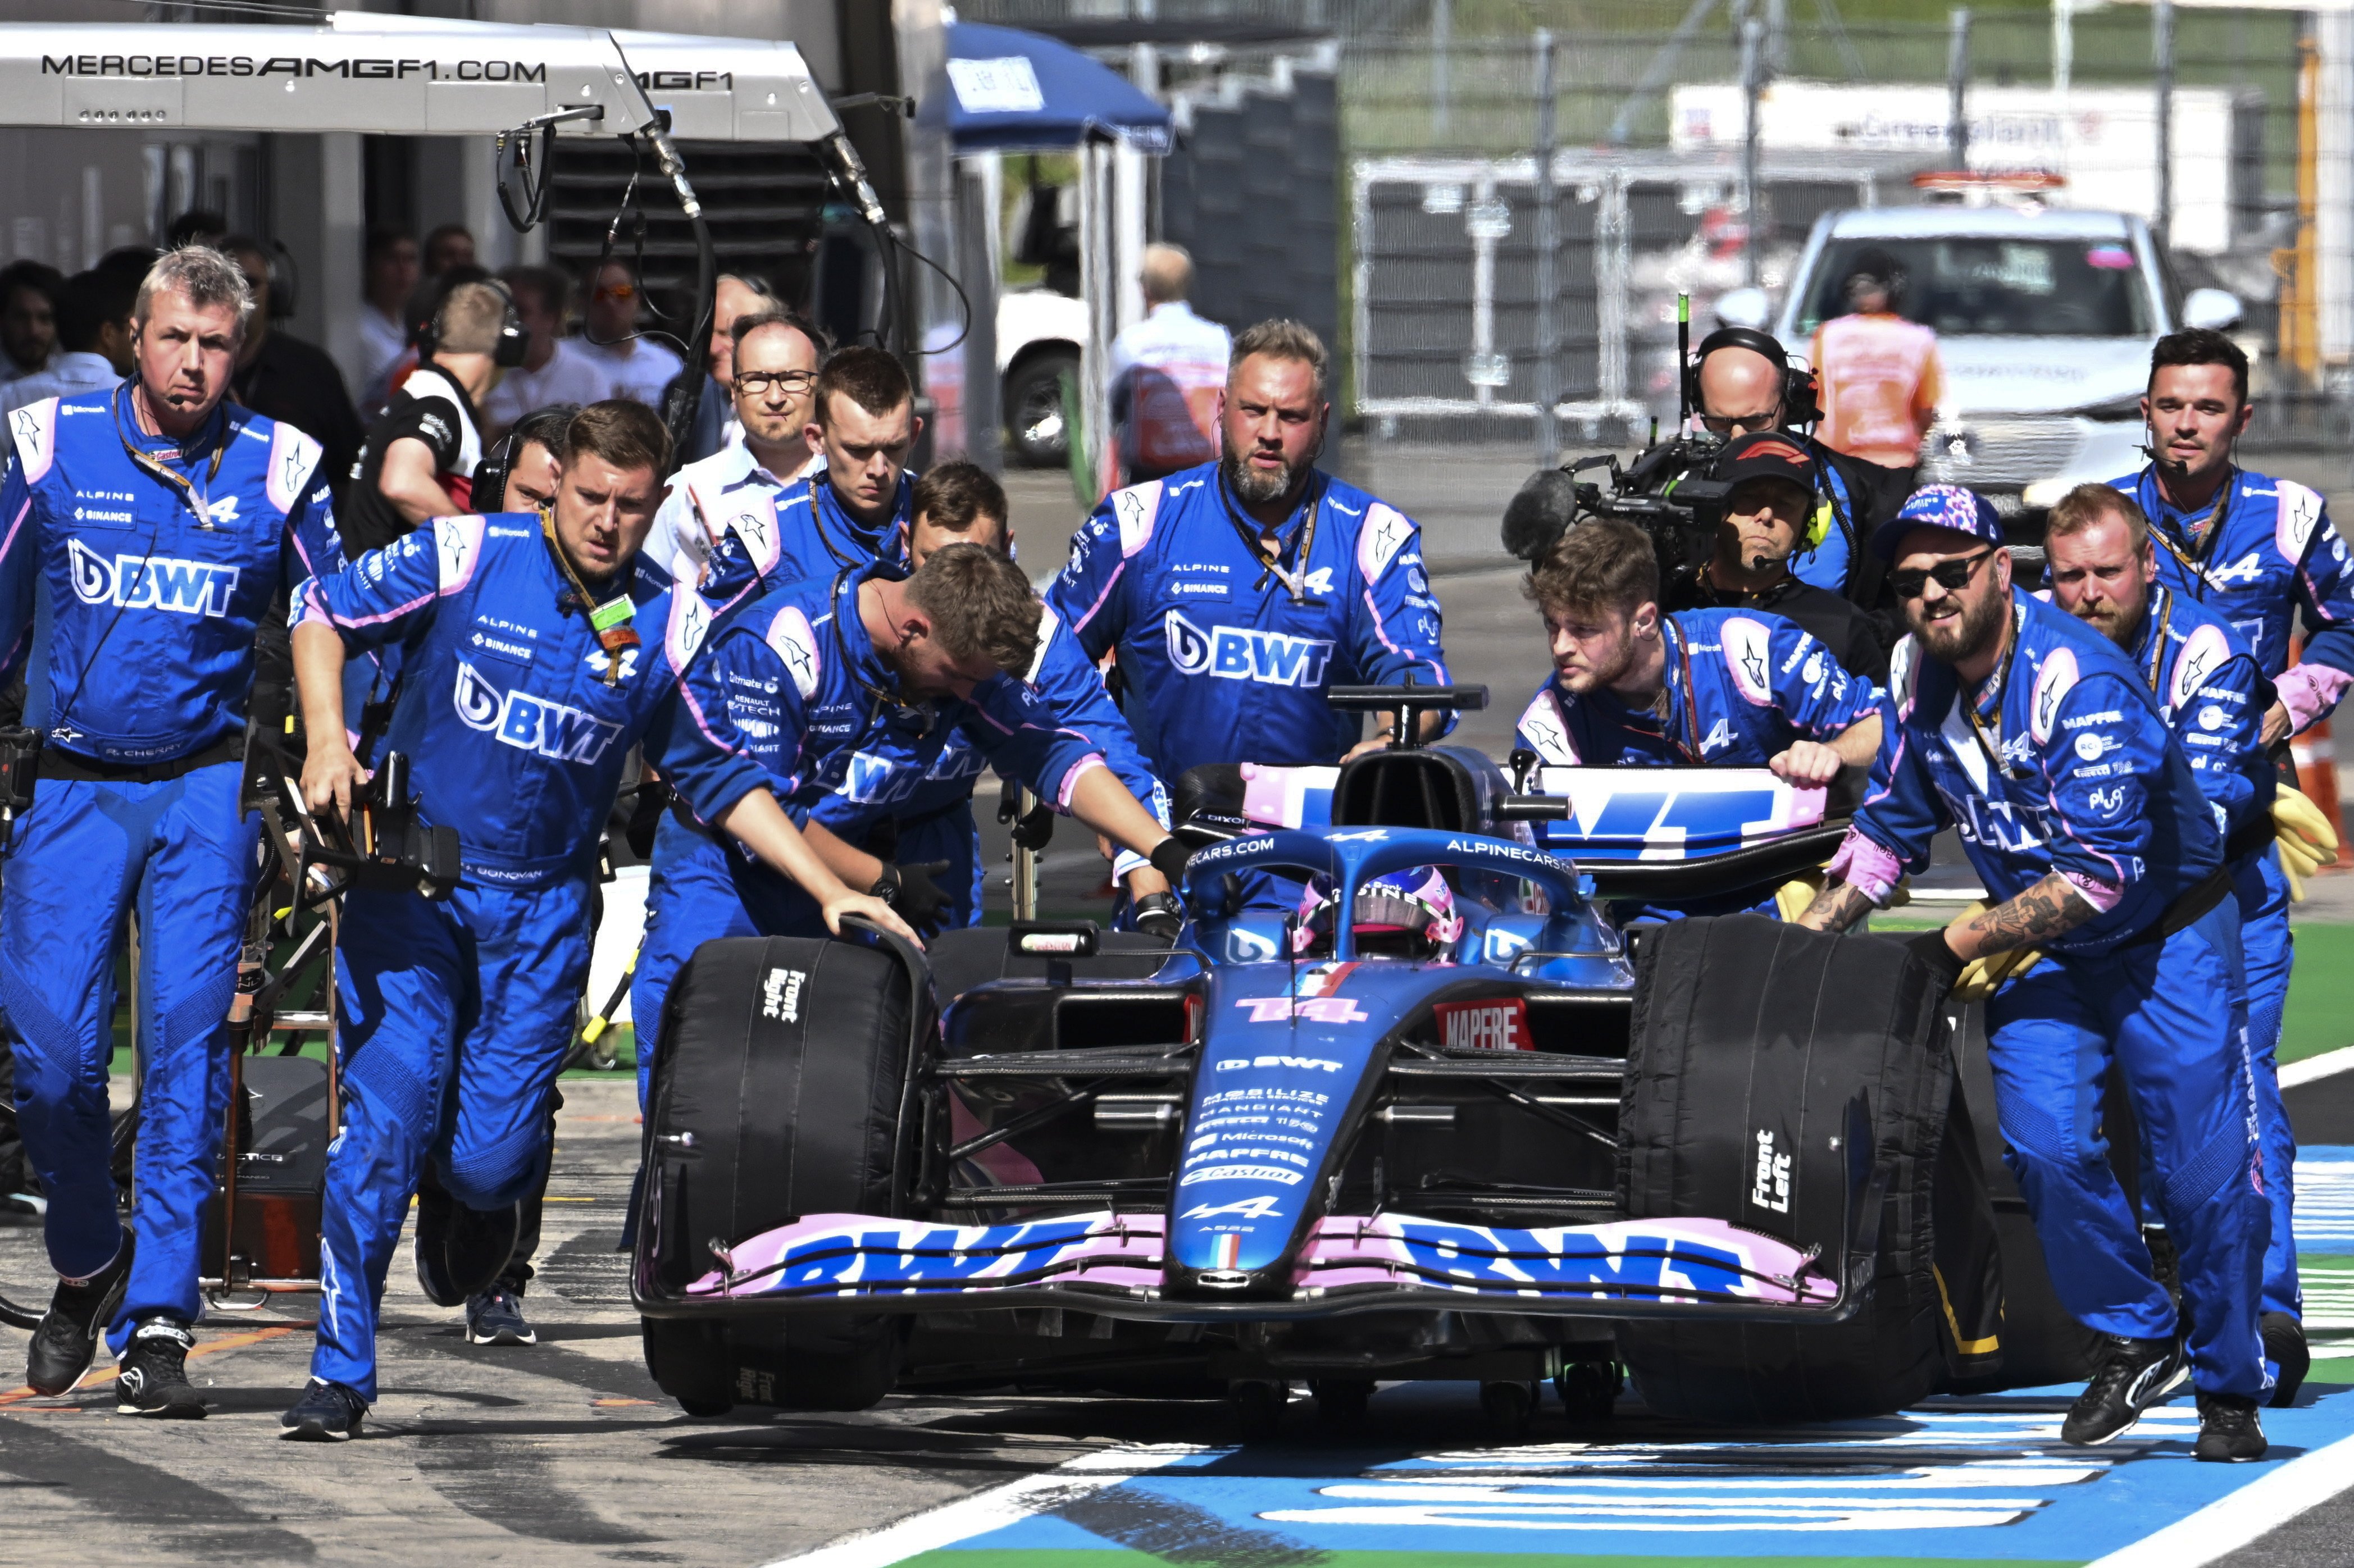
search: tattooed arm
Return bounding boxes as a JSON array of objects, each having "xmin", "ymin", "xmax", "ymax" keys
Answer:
[
  {"xmin": 1945, "ymin": 871, "xmax": 2096, "ymax": 960},
  {"xmin": 1796, "ymin": 881, "xmax": 1876, "ymax": 933}
]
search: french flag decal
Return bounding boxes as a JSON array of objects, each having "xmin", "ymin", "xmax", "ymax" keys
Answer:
[{"xmin": 1213, "ymin": 1234, "xmax": 1242, "ymax": 1270}]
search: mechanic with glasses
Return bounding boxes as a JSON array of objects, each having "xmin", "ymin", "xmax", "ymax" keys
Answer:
[
  {"xmin": 1514, "ymin": 516, "xmax": 1882, "ymax": 918},
  {"xmin": 1798, "ymin": 484, "xmax": 2270, "ymax": 1464},
  {"xmin": 2045, "ymin": 480, "xmax": 2312, "ymax": 1409}
]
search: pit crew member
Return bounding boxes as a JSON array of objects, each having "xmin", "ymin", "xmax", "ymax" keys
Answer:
[
  {"xmin": 2046, "ymin": 480, "xmax": 2307, "ymax": 1406},
  {"xmin": 1047, "ymin": 318, "xmax": 1452, "ymax": 784},
  {"xmin": 1798, "ymin": 484, "xmax": 2270, "ymax": 1464},
  {"xmin": 279, "ymin": 400, "xmax": 910, "ymax": 1442},
  {"xmin": 628, "ymin": 544, "xmax": 1188, "ymax": 1109},
  {"xmin": 342, "ymin": 280, "xmax": 519, "ymax": 556},
  {"xmin": 1, "ymin": 246, "xmax": 342, "ymax": 1417}
]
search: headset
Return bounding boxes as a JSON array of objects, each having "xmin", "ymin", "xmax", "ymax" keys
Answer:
[
  {"xmin": 416, "ymin": 279, "xmax": 529, "ymax": 370},
  {"xmin": 1681, "ymin": 326, "xmax": 1823, "ymax": 429}
]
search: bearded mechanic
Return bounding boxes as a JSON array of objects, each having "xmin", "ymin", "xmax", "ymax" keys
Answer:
[
  {"xmin": 2045, "ymin": 480, "xmax": 2309, "ymax": 1406},
  {"xmin": 0, "ymin": 245, "xmax": 342, "ymax": 1418},
  {"xmin": 279, "ymin": 400, "xmax": 912, "ymax": 1442},
  {"xmin": 1798, "ymin": 484, "xmax": 2270, "ymax": 1462}
]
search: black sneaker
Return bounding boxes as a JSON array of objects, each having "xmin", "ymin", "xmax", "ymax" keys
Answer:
[
  {"xmin": 2061, "ymin": 1333, "xmax": 2188, "ymax": 1446},
  {"xmin": 115, "ymin": 1318, "xmax": 205, "ymax": 1419},
  {"xmin": 465, "ymin": 1279, "xmax": 536, "ymax": 1347},
  {"xmin": 279, "ymin": 1379, "xmax": 367, "ymax": 1442},
  {"xmin": 2262, "ymin": 1314, "xmax": 2309, "ymax": 1408},
  {"xmin": 24, "ymin": 1233, "xmax": 133, "ymax": 1396},
  {"xmin": 2194, "ymin": 1392, "xmax": 2267, "ymax": 1462}
]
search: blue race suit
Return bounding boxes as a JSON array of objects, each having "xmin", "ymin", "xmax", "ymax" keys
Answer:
[
  {"xmin": 1832, "ymin": 588, "xmax": 2268, "ymax": 1398},
  {"xmin": 628, "ymin": 565, "xmax": 1118, "ymax": 1106},
  {"xmin": 2116, "ymin": 581, "xmax": 2299, "ymax": 1323},
  {"xmin": 1513, "ymin": 609, "xmax": 1881, "ymax": 919},
  {"xmin": 0, "ymin": 385, "xmax": 340, "ymax": 1342},
  {"xmin": 2109, "ymin": 463, "xmax": 2354, "ymax": 729},
  {"xmin": 634, "ymin": 449, "xmax": 907, "ymax": 605},
  {"xmin": 1045, "ymin": 464, "xmax": 1452, "ymax": 781},
  {"xmin": 294, "ymin": 514, "xmax": 735, "ymax": 1399}
]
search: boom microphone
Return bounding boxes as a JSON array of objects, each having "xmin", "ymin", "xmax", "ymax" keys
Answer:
[{"xmin": 1502, "ymin": 468, "xmax": 1581, "ymax": 563}]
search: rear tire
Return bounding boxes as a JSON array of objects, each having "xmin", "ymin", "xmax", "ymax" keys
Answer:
[
  {"xmin": 1479, "ymin": 1380, "xmax": 1535, "ymax": 1443},
  {"xmin": 1554, "ymin": 1360, "xmax": 1619, "ymax": 1421},
  {"xmin": 1311, "ymin": 1378, "xmax": 1372, "ymax": 1426}
]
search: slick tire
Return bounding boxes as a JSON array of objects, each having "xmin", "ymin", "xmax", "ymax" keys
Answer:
[{"xmin": 634, "ymin": 933, "xmax": 930, "ymax": 1412}]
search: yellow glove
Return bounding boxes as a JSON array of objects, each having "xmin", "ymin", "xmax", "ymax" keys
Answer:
[
  {"xmin": 2274, "ymin": 786, "xmax": 2338, "ymax": 903},
  {"xmin": 1775, "ymin": 869, "xmax": 1827, "ymax": 923},
  {"xmin": 1946, "ymin": 901, "xmax": 2039, "ymax": 1001}
]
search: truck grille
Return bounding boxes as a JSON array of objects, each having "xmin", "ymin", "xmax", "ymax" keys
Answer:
[{"xmin": 1918, "ymin": 417, "xmax": 2086, "ymax": 489}]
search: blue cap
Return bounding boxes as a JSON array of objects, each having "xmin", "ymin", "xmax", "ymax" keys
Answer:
[{"xmin": 1870, "ymin": 484, "xmax": 2005, "ymax": 562}]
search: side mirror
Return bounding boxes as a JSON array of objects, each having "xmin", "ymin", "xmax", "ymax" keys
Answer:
[
  {"xmin": 2182, "ymin": 288, "xmax": 2243, "ymax": 331},
  {"xmin": 1714, "ymin": 286, "xmax": 1771, "ymax": 330}
]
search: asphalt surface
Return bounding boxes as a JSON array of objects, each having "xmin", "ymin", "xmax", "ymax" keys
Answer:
[{"xmin": 3, "ymin": 549, "xmax": 2353, "ymax": 1565}]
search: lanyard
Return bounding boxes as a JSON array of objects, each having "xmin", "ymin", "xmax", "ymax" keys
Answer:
[
  {"xmin": 2143, "ymin": 465, "xmax": 2234, "ymax": 598},
  {"xmin": 1663, "ymin": 620, "xmax": 1705, "ymax": 762},
  {"xmin": 112, "ymin": 384, "xmax": 226, "ymax": 527},
  {"xmin": 808, "ymin": 475, "xmax": 894, "ymax": 569},
  {"xmin": 828, "ymin": 565, "xmax": 934, "ymax": 744},
  {"xmin": 2136, "ymin": 584, "xmax": 2173, "ymax": 698},
  {"xmin": 538, "ymin": 507, "xmax": 637, "ymax": 685},
  {"xmin": 1961, "ymin": 600, "xmax": 2028, "ymax": 779},
  {"xmin": 1215, "ymin": 470, "xmax": 1321, "ymax": 603}
]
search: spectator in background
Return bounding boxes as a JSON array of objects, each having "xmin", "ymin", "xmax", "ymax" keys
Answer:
[
  {"xmin": 165, "ymin": 210, "xmax": 226, "ymax": 249},
  {"xmin": 1109, "ymin": 243, "xmax": 1230, "ymax": 485},
  {"xmin": 359, "ymin": 227, "xmax": 420, "ymax": 411},
  {"xmin": 482, "ymin": 265, "xmax": 609, "ymax": 436},
  {"xmin": 575, "ymin": 259, "xmax": 683, "ymax": 409},
  {"xmin": 422, "ymin": 224, "xmax": 476, "ymax": 279},
  {"xmin": 1, "ymin": 266, "xmax": 137, "ymax": 417},
  {"xmin": 0, "ymin": 261, "xmax": 61, "ymax": 388},
  {"xmin": 1811, "ymin": 248, "xmax": 1943, "ymax": 476},
  {"xmin": 342, "ymin": 279, "xmax": 512, "ymax": 555},
  {"xmin": 222, "ymin": 236, "xmax": 366, "ymax": 504},
  {"xmin": 663, "ymin": 271, "xmax": 782, "ymax": 466}
]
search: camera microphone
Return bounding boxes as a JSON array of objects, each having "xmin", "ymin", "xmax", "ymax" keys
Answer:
[{"xmin": 1502, "ymin": 469, "xmax": 1581, "ymax": 562}]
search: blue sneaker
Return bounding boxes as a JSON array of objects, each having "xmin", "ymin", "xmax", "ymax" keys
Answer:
[
  {"xmin": 465, "ymin": 1280, "xmax": 537, "ymax": 1347},
  {"xmin": 280, "ymin": 1379, "xmax": 367, "ymax": 1442}
]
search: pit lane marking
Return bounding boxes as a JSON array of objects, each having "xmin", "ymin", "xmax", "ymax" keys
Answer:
[
  {"xmin": 0, "ymin": 1321, "xmax": 308, "ymax": 1407},
  {"xmin": 2082, "ymin": 1430, "xmax": 2354, "ymax": 1568}
]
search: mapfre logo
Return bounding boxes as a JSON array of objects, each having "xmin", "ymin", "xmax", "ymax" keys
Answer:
[
  {"xmin": 1164, "ymin": 609, "xmax": 1334, "ymax": 688},
  {"xmin": 67, "ymin": 538, "xmax": 238, "ymax": 617},
  {"xmin": 453, "ymin": 660, "xmax": 621, "ymax": 764}
]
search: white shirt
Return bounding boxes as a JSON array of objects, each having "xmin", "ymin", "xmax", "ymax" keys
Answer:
[
  {"xmin": 482, "ymin": 338, "xmax": 613, "ymax": 431},
  {"xmin": 572, "ymin": 336, "xmax": 685, "ymax": 409},
  {"xmin": 357, "ymin": 303, "xmax": 408, "ymax": 412},
  {"xmin": 0, "ymin": 352, "xmax": 119, "ymax": 419},
  {"xmin": 1108, "ymin": 300, "xmax": 1230, "ymax": 472},
  {"xmin": 643, "ymin": 439, "xmax": 819, "ymax": 590},
  {"xmin": 0, "ymin": 350, "xmax": 56, "ymax": 388}
]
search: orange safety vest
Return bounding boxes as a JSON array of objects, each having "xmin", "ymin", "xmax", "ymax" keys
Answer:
[{"xmin": 1811, "ymin": 312, "xmax": 1944, "ymax": 471}]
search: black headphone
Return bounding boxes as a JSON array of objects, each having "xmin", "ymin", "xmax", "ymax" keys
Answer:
[
  {"xmin": 1682, "ymin": 326, "xmax": 1823, "ymax": 428},
  {"xmin": 264, "ymin": 239, "xmax": 298, "ymax": 320},
  {"xmin": 417, "ymin": 280, "xmax": 529, "ymax": 370}
]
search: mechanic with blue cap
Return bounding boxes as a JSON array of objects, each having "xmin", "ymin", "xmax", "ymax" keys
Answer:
[
  {"xmin": 2045, "ymin": 478, "xmax": 2310, "ymax": 1407},
  {"xmin": 277, "ymin": 399, "xmax": 914, "ymax": 1442},
  {"xmin": 1045, "ymin": 319, "xmax": 1454, "ymax": 785},
  {"xmin": 1513, "ymin": 516, "xmax": 1883, "ymax": 917},
  {"xmin": 1798, "ymin": 482, "xmax": 2271, "ymax": 1463},
  {"xmin": 630, "ymin": 543, "xmax": 1190, "ymax": 1110},
  {"xmin": 0, "ymin": 245, "xmax": 343, "ymax": 1419}
]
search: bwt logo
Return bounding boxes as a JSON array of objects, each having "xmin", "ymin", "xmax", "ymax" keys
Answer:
[
  {"xmin": 1216, "ymin": 1051, "xmax": 1345, "ymax": 1070},
  {"xmin": 67, "ymin": 538, "xmax": 238, "ymax": 617},
  {"xmin": 1165, "ymin": 610, "xmax": 1333, "ymax": 687},
  {"xmin": 453, "ymin": 660, "xmax": 620, "ymax": 764}
]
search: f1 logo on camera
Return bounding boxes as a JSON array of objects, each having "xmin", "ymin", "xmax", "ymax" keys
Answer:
[
  {"xmin": 67, "ymin": 537, "xmax": 239, "ymax": 617},
  {"xmin": 453, "ymin": 660, "xmax": 620, "ymax": 764},
  {"xmin": 1164, "ymin": 609, "xmax": 1334, "ymax": 688}
]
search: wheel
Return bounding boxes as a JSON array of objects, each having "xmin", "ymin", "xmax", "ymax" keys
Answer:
[
  {"xmin": 641, "ymin": 1318, "xmax": 735, "ymax": 1416},
  {"xmin": 1554, "ymin": 1360, "xmax": 1619, "ymax": 1421},
  {"xmin": 1230, "ymin": 1379, "xmax": 1290, "ymax": 1441},
  {"xmin": 1310, "ymin": 1378, "xmax": 1373, "ymax": 1426},
  {"xmin": 1479, "ymin": 1380, "xmax": 1535, "ymax": 1443},
  {"xmin": 677, "ymin": 1396, "xmax": 734, "ymax": 1417},
  {"xmin": 1004, "ymin": 350, "xmax": 1079, "ymax": 466}
]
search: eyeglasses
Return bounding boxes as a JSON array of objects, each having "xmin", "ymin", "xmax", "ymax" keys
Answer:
[
  {"xmin": 735, "ymin": 369, "xmax": 816, "ymax": 394},
  {"xmin": 1889, "ymin": 546, "xmax": 1997, "ymax": 600},
  {"xmin": 592, "ymin": 283, "xmax": 636, "ymax": 302}
]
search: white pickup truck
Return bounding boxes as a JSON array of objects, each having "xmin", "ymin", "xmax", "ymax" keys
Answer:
[{"xmin": 1719, "ymin": 203, "xmax": 2243, "ymax": 518}]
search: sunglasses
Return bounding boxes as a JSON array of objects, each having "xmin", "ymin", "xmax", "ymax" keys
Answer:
[
  {"xmin": 1889, "ymin": 546, "xmax": 1997, "ymax": 600},
  {"xmin": 735, "ymin": 369, "xmax": 816, "ymax": 394},
  {"xmin": 593, "ymin": 283, "xmax": 637, "ymax": 302}
]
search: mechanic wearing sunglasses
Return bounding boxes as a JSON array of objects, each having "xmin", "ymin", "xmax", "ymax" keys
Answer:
[{"xmin": 1798, "ymin": 483, "xmax": 2270, "ymax": 1463}]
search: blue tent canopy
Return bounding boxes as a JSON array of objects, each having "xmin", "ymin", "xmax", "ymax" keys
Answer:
[{"xmin": 932, "ymin": 20, "xmax": 1172, "ymax": 154}]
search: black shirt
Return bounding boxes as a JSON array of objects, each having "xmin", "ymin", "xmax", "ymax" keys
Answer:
[
  {"xmin": 230, "ymin": 328, "xmax": 366, "ymax": 510},
  {"xmin": 1667, "ymin": 565, "xmax": 1891, "ymax": 684},
  {"xmin": 342, "ymin": 362, "xmax": 485, "ymax": 557}
]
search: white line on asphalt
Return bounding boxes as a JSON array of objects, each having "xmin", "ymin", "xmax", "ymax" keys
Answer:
[
  {"xmin": 2281, "ymin": 1049, "xmax": 2354, "ymax": 1088},
  {"xmin": 2080, "ymin": 1432, "xmax": 2354, "ymax": 1568},
  {"xmin": 769, "ymin": 1444, "xmax": 1227, "ymax": 1568}
]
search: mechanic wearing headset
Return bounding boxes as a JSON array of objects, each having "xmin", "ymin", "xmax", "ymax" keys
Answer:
[
  {"xmin": 1514, "ymin": 517, "xmax": 1882, "ymax": 919},
  {"xmin": 1688, "ymin": 323, "xmax": 1911, "ymax": 610},
  {"xmin": 1798, "ymin": 484, "xmax": 2270, "ymax": 1464},
  {"xmin": 2046, "ymin": 480, "xmax": 2312, "ymax": 1408},
  {"xmin": 633, "ymin": 544, "xmax": 1190, "ymax": 1109},
  {"xmin": 1, "ymin": 246, "xmax": 342, "ymax": 1417},
  {"xmin": 340, "ymin": 279, "xmax": 525, "ymax": 557},
  {"xmin": 279, "ymin": 400, "xmax": 913, "ymax": 1442},
  {"xmin": 1048, "ymin": 318, "xmax": 1452, "ymax": 797}
]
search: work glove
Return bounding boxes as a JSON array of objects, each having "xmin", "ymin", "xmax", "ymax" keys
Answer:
[
  {"xmin": 871, "ymin": 859, "xmax": 953, "ymax": 931},
  {"xmin": 1943, "ymin": 900, "xmax": 2040, "ymax": 1001},
  {"xmin": 2274, "ymin": 785, "xmax": 2339, "ymax": 902},
  {"xmin": 1901, "ymin": 926, "xmax": 1969, "ymax": 998},
  {"xmin": 1131, "ymin": 891, "xmax": 1185, "ymax": 942},
  {"xmin": 1773, "ymin": 869, "xmax": 1826, "ymax": 924}
]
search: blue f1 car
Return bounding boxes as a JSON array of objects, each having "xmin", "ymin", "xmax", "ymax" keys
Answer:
[{"xmin": 632, "ymin": 685, "xmax": 2069, "ymax": 1433}]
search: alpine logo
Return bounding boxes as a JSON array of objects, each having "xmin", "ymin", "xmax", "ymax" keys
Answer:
[
  {"xmin": 1701, "ymin": 717, "xmax": 1734, "ymax": 753},
  {"xmin": 760, "ymin": 966, "xmax": 806, "ymax": 1023},
  {"xmin": 2206, "ymin": 551, "xmax": 2265, "ymax": 589},
  {"xmin": 67, "ymin": 537, "xmax": 238, "ymax": 617},
  {"xmin": 1164, "ymin": 609, "xmax": 1335, "ymax": 687},
  {"xmin": 1182, "ymin": 1195, "xmax": 1283, "ymax": 1220},
  {"xmin": 453, "ymin": 660, "xmax": 622, "ymax": 764},
  {"xmin": 1233, "ymin": 995, "xmax": 1367, "ymax": 1024},
  {"xmin": 1750, "ymin": 1127, "xmax": 1792, "ymax": 1214}
]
